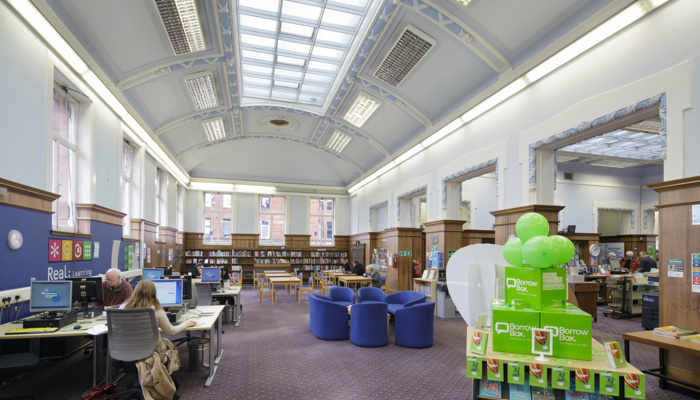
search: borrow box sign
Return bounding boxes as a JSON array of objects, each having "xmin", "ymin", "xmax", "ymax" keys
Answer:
[{"xmin": 504, "ymin": 266, "xmax": 566, "ymax": 310}]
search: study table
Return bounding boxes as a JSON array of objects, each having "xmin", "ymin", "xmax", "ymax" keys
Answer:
[
  {"xmin": 181, "ymin": 305, "xmax": 225, "ymax": 387},
  {"xmin": 268, "ymin": 276, "xmax": 302, "ymax": 299},
  {"xmin": 209, "ymin": 285, "xmax": 242, "ymax": 326},
  {"xmin": 623, "ymin": 330, "xmax": 700, "ymax": 393},
  {"xmin": 337, "ymin": 275, "xmax": 371, "ymax": 292}
]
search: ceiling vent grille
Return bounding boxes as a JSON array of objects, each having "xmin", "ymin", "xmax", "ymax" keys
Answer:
[
  {"xmin": 374, "ymin": 24, "xmax": 435, "ymax": 87},
  {"xmin": 625, "ymin": 118, "xmax": 662, "ymax": 134},
  {"xmin": 155, "ymin": 0, "xmax": 205, "ymax": 55}
]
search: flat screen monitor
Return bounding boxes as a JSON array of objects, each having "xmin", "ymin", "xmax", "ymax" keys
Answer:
[
  {"xmin": 66, "ymin": 276, "xmax": 104, "ymax": 306},
  {"xmin": 30, "ymin": 281, "xmax": 73, "ymax": 315},
  {"xmin": 152, "ymin": 279, "xmax": 183, "ymax": 307},
  {"xmin": 609, "ymin": 259, "xmax": 621, "ymax": 270},
  {"xmin": 201, "ymin": 267, "xmax": 221, "ymax": 283},
  {"xmin": 143, "ymin": 268, "xmax": 164, "ymax": 280},
  {"xmin": 566, "ymin": 225, "xmax": 576, "ymax": 235},
  {"xmin": 166, "ymin": 275, "xmax": 192, "ymax": 300}
]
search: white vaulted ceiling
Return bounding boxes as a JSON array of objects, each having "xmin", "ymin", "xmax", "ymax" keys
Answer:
[{"xmin": 29, "ymin": 0, "xmax": 644, "ymax": 190}]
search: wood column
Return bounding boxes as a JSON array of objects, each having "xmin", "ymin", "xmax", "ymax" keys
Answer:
[
  {"xmin": 75, "ymin": 204, "xmax": 125, "ymax": 236},
  {"xmin": 383, "ymin": 228, "xmax": 423, "ymax": 294},
  {"xmin": 462, "ymin": 229, "xmax": 496, "ymax": 246},
  {"xmin": 0, "ymin": 177, "xmax": 60, "ymax": 213},
  {"xmin": 423, "ymin": 220, "xmax": 465, "ymax": 266},
  {"xmin": 649, "ymin": 176, "xmax": 700, "ymax": 390},
  {"xmin": 491, "ymin": 205, "xmax": 565, "ymax": 245},
  {"xmin": 349, "ymin": 232, "xmax": 381, "ymax": 266}
]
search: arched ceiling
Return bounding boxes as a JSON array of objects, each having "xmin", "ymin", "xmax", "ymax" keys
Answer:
[{"xmin": 33, "ymin": 0, "xmax": 633, "ymax": 189}]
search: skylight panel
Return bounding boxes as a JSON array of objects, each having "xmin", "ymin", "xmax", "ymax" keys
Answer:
[
  {"xmin": 280, "ymin": 22, "xmax": 315, "ymax": 38},
  {"xmin": 343, "ymin": 91, "xmax": 381, "ymax": 128},
  {"xmin": 281, "ymin": 2, "xmax": 322, "ymax": 21},
  {"xmin": 239, "ymin": 0, "xmax": 280, "ymax": 13},
  {"xmin": 243, "ymin": 76, "xmax": 272, "ymax": 86},
  {"xmin": 305, "ymin": 73, "xmax": 333, "ymax": 84},
  {"xmin": 271, "ymin": 90, "xmax": 298, "ymax": 100},
  {"xmin": 242, "ymin": 64, "xmax": 273, "ymax": 76},
  {"xmin": 274, "ymin": 80, "xmax": 299, "ymax": 89},
  {"xmin": 275, "ymin": 69, "xmax": 304, "ymax": 79},
  {"xmin": 298, "ymin": 94, "xmax": 323, "ymax": 104},
  {"xmin": 321, "ymin": 9, "xmax": 360, "ymax": 29},
  {"xmin": 301, "ymin": 83, "xmax": 327, "ymax": 94},
  {"xmin": 239, "ymin": 14, "xmax": 278, "ymax": 33},
  {"xmin": 312, "ymin": 46, "xmax": 344, "ymax": 60},
  {"xmin": 316, "ymin": 29, "xmax": 352, "ymax": 45},
  {"xmin": 308, "ymin": 60, "xmax": 337, "ymax": 72},
  {"xmin": 241, "ymin": 50, "xmax": 274, "ymax": 62},
  {"xmin": 244, "ymin": 87, "xmax": 270, "ymax": 97},
  {"xmin": 277, "ymin": 41, "xmax": 311, "ymax": 55},
  {"xmin": 277, "ymin": 55, "xmax": 306, "ymax": 66},
  {"xmin": 328, "ymin": 0, "xmax": 369, "ymax": 8},
  {"xmin": 241, "ymin": 34, "xmax": 276, "ymax": 49}
]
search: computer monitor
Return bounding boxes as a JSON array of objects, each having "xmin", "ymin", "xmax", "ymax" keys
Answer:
[
  {"xmin": 566, "ymin": 225, "xmax": 576, "ymax": 235},
  {"xmin": 66, "ymin": 276, "xmax": 104, "ymax": 308},
  {"xmin": 152, "ymin": 279, "xmax": 183, "ymax": 308},
  {"xmin": 30, "ymin": 281, "xmax": 73, "ymax": 316},
  {"xmin": 166, "ymin": 275, "xmax": 192, "ymax": 300},
  {"xmin": 143, "ymin": 268, "xmax": 164, "ymax": 280},
  {"xmin": 609, "ymin": 259, "xmax": 621, "ymax": 271},
  {"xmin": 201, "ymin": 267, "xmax": 221, "ymax": 283}
]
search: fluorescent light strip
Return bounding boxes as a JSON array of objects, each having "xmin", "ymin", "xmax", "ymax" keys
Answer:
[
  {"xmin": 202, "ymin": 118, "xmax": 226, "ymax": 142},
  {"xmin": 186, "ymin": 74, "xmax": 218, "ymax": 110},
  {"xmin": 236, "ymin": 184, "xmax": 276, "ymax": 193},
  {"xmin": 190, "ymin": 182, "xmax": 235, "ymax": 191},
  {"xmin": 375, "ymin": 161, "xmax": 396, "ymax": 177},
  {"xmin": 395, "ymin": 144, "xmax": 424, "ymax": 165},
  {"xmin": 422, "ymin": 119, "xmax": 464, "ymax": 148},
  {"xmin": 460, "ymin": 78, "xmax": 528, "ymax": 124},
  {"xmin": 349, "ymin": 174, "xmax": 378, "ymax": 193},
  {"xmin": 344, "ymin": 92, "xmax": 381, "ymax": 128},
  {"xmin": 326, "ymin": 129, "xmax": 352, "ymax": 153}
]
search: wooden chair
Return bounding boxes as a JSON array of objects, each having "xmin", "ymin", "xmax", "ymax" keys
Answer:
[
  {"xmin": 313, "ymin": 271, "xmax": 323, "ymax": 290},
  {"xmin": 297, "ymin": 273, "xmax": 314, "ymax": 304},
  {"xmin": 259, "ymin": 277, "xmax": 277, "ymax": 304}
]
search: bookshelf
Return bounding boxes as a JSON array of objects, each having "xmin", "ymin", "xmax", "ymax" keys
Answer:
[{"xmin": 413, "ymin": 275, "xmax": 437, "ymax": 316}]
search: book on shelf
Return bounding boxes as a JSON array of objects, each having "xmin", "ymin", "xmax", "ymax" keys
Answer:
[
  {"xmin": 653, "ymin": 326, "xmax": 695, "ymax": 338},
  {"xmin": 679, "ymin": 333, "xmax": 700, "ymax": 342},
  {"xmin": 603, "ymin": 342, "xmax": 626, "ymax": 368},
  {"xmin": 530, "ymin": 386, "xmax": 555, "ymax": 400},
  {"xmin": 478, "ymin": 379, "xmax": 501, "ymax": 398},
  {"xmin": 509, "ymin": 375, "xmax": 531, "ymax": 400}
]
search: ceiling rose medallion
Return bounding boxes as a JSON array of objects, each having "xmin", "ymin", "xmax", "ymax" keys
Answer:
[{"xmin": 260, "ymin": 116, "xmax": 299, "ymax": 132}]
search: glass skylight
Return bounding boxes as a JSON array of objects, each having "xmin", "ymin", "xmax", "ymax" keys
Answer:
[
  {"xmin": 236, "ymin": 0, "xmax": 375, "ymax": 109},
  {"xmin": 559, "ymin": 129, "xmax": 663, "ymax": 161}
]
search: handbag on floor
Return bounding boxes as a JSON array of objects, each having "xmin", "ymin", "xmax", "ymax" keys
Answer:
[{"xmin": 80, "ymin": 383, "xmax": 117, "ymax": 400}]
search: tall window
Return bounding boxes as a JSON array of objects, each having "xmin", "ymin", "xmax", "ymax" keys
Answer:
[
  {"xmin": 155, "ymin": 169, "xmax": 166, "ymax": 240},
  {"xmin": 259, "ymin": 196, "xmax": 285, "ymax": 245},
  {"xmin": 52, "ymin": 87, "xmax": 78, "ymax": 230},
  {"xmin": 121, "ymin": 141, "xmax": 133, "ymax": 236},
  {"xmin": 204, "ymin": 193, "xmax": 232, "ymax": 244},
  {"xmin": 310, "ymin": 198, "xmax": 334, "ymax": 245}
]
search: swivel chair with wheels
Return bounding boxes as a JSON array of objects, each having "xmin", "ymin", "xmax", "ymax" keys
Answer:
[
  {"xmin": 0, "ymin": 352, "xmax": 40, "ymax": 400},
  {"xmin": 104, "ymin": 308, "xmax": 161, "ymax": 400}
]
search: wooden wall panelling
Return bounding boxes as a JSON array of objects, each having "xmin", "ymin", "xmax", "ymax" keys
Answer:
[
  {"xmin": 140, "ymin": 220, "xmax": 158, "ymax": 268},
  {"xmin": 491, "ymin": 205, "xmax": 565, "ymax": 245},
  {"xmin": 349, "ymin": 232, "xmax": 381, "ymax": 266},
  {"xmin": 563, "ymin": 232, "xmax": 600, "ymax": 267},
  {"xmin": 75, "ymin": 204, "xmax": 126, "ymax": 236},
  {"xmin": 230, "ymin": 233, "xmax": 259, "ymax": 248},
  {"xmin": 333, "ymin": 235, "xmax": 351, "ymax": 256},
  {"xmin": 462, "ymin": 229, "xmax": 496, "ymax": 247},
  {"xmin": 423, "ymin": 220, "xmax": 465, "ymax": 267},
  {"xmin": 649, "ymin": 177, "xmax": 700, "ymax": 389},
  {"xmin": 0, "ymin": 177, "xmax": 60, "ymax": 213}
]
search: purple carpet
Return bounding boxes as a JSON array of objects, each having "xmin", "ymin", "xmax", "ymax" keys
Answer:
[{"xmin": 0, "ymin": 289, "xmax": 695, "ymax": 399}]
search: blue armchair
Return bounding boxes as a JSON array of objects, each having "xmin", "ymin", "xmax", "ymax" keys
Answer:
[
  {"xmin": 385, "ymin": 291, "xmax": 426, "ymax": 317},
  {"xmin": 395, "ymin": 302, "xmax": 435, "ymax": 348},
  {"xmin": 350, "ymin": 302, "xmax": 389, "ymax": 347},
  {"xmin": 357, "ymin": 286, "xmax": 386, "ymax": 303},
  {"xmin": 308, "ymin": 294, "xmax": 349, "ymax": 340},
  {"xmin": 328, "ymin": 286, "xmax": 355, "ymax": 307}
]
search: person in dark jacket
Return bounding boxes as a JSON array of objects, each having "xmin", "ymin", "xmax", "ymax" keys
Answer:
[
  {"xmin": 351, "ymin": 260, "xmax": 364, "ymax": 276},
  {"xmin": 637, "ymin": 251, "xmax": 657, "ymax": 274},
  {"xmin": 340, "ymin": 258, "xmax": 351, "ymax": 273}
]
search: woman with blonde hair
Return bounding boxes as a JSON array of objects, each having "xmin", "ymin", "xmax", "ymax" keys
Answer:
[{"xmin": 121, "ymin": 279, "xmax": 196, "ymax": 373}]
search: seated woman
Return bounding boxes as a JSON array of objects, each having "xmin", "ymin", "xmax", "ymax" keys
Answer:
[
  {"xmin": 364, "ymin": 265, "xmax": 382, "ymax": 288},
  {"xmin": 121, "ymin": 280, "xmax": 196, "ymax": 373}
]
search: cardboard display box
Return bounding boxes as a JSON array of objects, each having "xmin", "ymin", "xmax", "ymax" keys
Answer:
[{"xmin": 505, "ymin": 266, "xmax": 567, "ymax": 310}]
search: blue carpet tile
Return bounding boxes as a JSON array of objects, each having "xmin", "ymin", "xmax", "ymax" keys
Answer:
[{"xmin": 0, "ymin": 288, "xmax": 696, "ymax": 399}]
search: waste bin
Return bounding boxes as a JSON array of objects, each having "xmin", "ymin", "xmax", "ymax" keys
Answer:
[
  {"xmin": 187, "ymin": 338, "xmax": 210, "ymax": 372},
  {"xmin": 222, "ymin": 305, "xmax": 234, "ymax": 323},
  {"xmin": 436, "ymin": 282, "xmax": 457, "ymax": 319}
]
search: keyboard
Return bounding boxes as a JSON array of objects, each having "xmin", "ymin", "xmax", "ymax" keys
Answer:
[{"xmin": 6, "ymin": 327, "xmax": 59, "ymax": 335}]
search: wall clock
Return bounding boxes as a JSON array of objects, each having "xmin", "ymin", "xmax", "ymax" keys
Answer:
[
  {"xmin": 7, "ymin": 229, "xmax": 23, "ymax": 250},
  {"xmin": 589, "ymin": 244, "xmax": 601, "ymax": 257}
]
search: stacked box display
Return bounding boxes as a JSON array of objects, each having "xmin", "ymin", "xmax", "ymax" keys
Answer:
[
  {"xmin": 540, "ymin": 305, "xmax": 593, "ymax": 360},
  {"xmin": 491, "ymin": 302, "xmax": 539, "ymax": 354},
  {"xmin": 504, "ymin": 266, "xmax": 567, "ymax": 310}
]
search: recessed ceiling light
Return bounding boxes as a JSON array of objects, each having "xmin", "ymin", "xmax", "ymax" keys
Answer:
[
  {"xmin": 343, "ymin": 92, "xmax": 381, "ymax": 128},
  {"xmin": 185, "ymin": 73, "xmax": 218, "ymax": 110},
  {"xmin": 325, "ymin": 129, "xmax": 352, "ymax": 153},
  {"xmin": 201, "ymin": 117, "xmax": 226, "ymax": 141},
  {"xmin": 155, "ymin": 0, "xmax": 206, "ymax": 55}
]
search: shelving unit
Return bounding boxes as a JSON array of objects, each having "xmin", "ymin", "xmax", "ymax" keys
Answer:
[
  {"xmin": 184, "ymin": 247, "xmax": 347, "ymax": 285},
  {"xmin": 413, "ymin": 277, "xmax": 437, "ymax": 315}
]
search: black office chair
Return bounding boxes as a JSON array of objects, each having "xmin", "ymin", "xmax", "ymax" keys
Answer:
[
  {"xmin": 0, "ymin": 352, "xmax": 40, "ymax": 400},
  {"xmin": 173, "ymin": 282, "xmax": 200, "ymax": 346},
  {"xmin": 104, "ymin": 308, "xmax": 159, "ymax": 400}
]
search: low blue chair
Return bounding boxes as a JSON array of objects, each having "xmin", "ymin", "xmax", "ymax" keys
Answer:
[
  {"xmin": 328, "ymin": 286, "xmax": 355, "ymax": 307},
  {"xmin": 350, "ymin": 302, "xmax": 389, "ymax": 347},
  {"xmin": 395, "ymin": 302, "xmax": 435, "ymax": 348},
  {"xmin": 357, "ymin": 286, "xmax": 386, "ymax": 303},
  {"xmin": 308, "ymin": 293, "xmax": 349, "ymax": 340},
  {"xmin": 385, "ymin": 291, "xmax": 426, "ymax": 317},
  {"xmin": 297, "ymin": 273, "xmax": 314, "ymax": 304}
]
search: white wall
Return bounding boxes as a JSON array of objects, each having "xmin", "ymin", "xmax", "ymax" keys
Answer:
[
  {"xmin": 335, "ymin": 197, "xmax": 350, "ymax": 236},
  {"xmin": 461, "ymin": 175, "xmax": 497, "ymax": 230},
  {"xmin": 235, "ymin": 193, "xmax": 256, "ymax": 233},
  {"xmin": 288, "ymin": 195, "xmax": 307, "ymax": 235},
  {"xmin": 348, "ymin": 0, "xmax": 700, "ymax": 234}
]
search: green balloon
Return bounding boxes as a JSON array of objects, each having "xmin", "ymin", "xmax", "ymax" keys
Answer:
[
  {"xmin": 515, "ymin": 213, "xmax": 550, "ymax": 242},
  {"xmin": 522, "ymin": 236, "xmax": 559, "ymax": 269},
  {"xmin": 550, "ymin": 235, "xmax": 576, "ymax": 265},
  {"xmin": 503, "ymin": 237, "xmax": 524, "ymax": 267}
]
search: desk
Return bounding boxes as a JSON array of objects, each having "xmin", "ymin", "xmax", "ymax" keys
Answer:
[
  {"xmin": 263, "ymin": 271, "xmax": 291, "ymax": 280},
  {"xmin": 338, "ymin": 276, "xmax": 371, "ymax": 292},
  {"xmin": 468, "ymin": 327, "xmax": 643, "ymax": 399},
  {"xmin": 327, "ymin": 271, "xmax": 346, "ymax": 285},
  {"xmin": 0, "ymin": 314, "xmax": 108, "ymax": 389},
  {"xmin": 269, "ymin": 277, "xmax": 302, "ymax": 298},
  {"xmin": 623, "ymin": 330, "xmax": 700, "ymax": 393},
  {"xmin": 210, "ymin": 286, "xmax": 242, "ymax": 326},
  {"xmin": 569, "ymin": 282, "xmax": 600, "ymax": 322},
  {"xmin": 181, "ymin": 305, "xmax": 225, "ymax": 387}
]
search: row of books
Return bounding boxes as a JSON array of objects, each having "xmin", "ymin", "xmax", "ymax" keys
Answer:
[
  {"xmin": 479, "ymin": 379, "xmax": 602, "ymax": 399},
  {"xmin": 185, "ymin": 258, "xmax": 230, "ymax": 264},
  {"xmin": 413, "ymin": 282, "xmax": 432, "ymax": 297},
  {"xmin": 309, "ymin": 251, "xmax": 347, "ymax": 257},
  {"xmin": 254, "ymin": 251, "xmax": 304, "ymax": 257}
]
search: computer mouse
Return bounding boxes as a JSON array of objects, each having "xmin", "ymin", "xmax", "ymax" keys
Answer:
[{"xmin": 74, "ymin": 325, "xmax": 81, "ymax": 329}]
